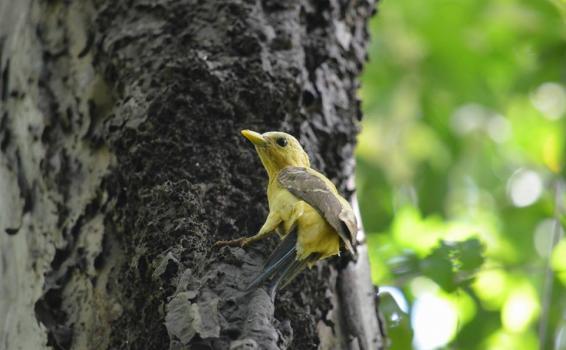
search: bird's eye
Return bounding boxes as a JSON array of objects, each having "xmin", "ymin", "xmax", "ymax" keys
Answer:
[{"xmin": 276, "ymin": 137, "xmax": 288, "ymax": 147}]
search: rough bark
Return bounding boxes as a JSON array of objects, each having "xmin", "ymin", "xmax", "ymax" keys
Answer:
[{"xmin": 0, "ymin": 0, "xmax": 384, "ymax": 349}]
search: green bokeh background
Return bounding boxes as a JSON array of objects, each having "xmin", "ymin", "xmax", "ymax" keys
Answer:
[{"xmin": 358, "ymin": 0, "xmax": 566, "ymax": 348}]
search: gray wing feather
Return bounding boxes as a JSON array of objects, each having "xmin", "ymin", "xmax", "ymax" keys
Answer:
[{"xmin": 277, "ymin": 167, "xmax": 357, "ymax": 255}]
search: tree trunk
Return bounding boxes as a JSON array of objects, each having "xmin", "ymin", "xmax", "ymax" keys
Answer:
[{"xmin": 0, "ymin": 0, "xmax": 384, "ymax": 349}]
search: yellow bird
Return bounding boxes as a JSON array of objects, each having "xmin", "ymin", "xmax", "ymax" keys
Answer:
[{"xmin": 215, "ymin": 130, "xmax": 357, "ymax": 297}]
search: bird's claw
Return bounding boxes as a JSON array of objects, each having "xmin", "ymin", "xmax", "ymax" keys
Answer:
[{"xmin": 213, "ymin": 237, "xmax": 249, "ymax": 248}]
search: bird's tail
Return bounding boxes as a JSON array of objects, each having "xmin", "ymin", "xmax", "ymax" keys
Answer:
[{"xmin": 245, "ymin": 230, "xmax": 317, "ymax": 299}]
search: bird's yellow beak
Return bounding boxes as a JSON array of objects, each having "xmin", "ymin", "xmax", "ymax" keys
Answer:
[{"xmin": 241, "ymin": 129, "xmax": 267, "ymax": 146}]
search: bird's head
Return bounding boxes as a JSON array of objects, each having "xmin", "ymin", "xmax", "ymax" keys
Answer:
[{"xmin": 241, "ymin": 129, "xmax": 310, "ymax": 178}]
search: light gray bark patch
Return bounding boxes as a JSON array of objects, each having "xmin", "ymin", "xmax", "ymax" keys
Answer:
[
  {"xmin": 199, "ymin": 297, "xmax": 222, "ymax": 338},
  {"xmin": 240, "ymin": 290, "xmax": 279, "ymax": 350},
  {"xmin": 165, "ymin": 291, "xmax": 221, "ymax": 345},
  {"xmin": 165, "ymin": 292, "xmax": 199, "ymax": 344}
]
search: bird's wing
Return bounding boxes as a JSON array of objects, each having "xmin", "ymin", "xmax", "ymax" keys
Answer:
[{"xmin": 277, "ymin": 166, "xmax": 357, "ymax": 255}]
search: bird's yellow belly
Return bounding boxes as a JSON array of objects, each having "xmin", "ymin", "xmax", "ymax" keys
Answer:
[{"xmin": 296, "ymin": 205, "xmax": 341, "ymax": 261}]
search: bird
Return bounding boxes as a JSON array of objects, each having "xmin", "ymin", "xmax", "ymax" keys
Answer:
[{"xmin": 214, "ymin": 129, "xmax": 357, "ymax": 299}]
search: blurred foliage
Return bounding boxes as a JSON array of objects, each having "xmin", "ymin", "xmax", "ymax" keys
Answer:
[{"xmin": 357, "ymin": 0, "xmax": 566, "ymax": 348}]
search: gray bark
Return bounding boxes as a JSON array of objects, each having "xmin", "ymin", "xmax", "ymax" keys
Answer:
[{"xmin": 0, "ymin": 0, "xmax": 385, "ymax": 349}]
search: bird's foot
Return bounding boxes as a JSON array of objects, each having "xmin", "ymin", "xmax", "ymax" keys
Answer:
[{"xmin": 213, "ymin": 237, "xmax": 250, "ymax": 248}]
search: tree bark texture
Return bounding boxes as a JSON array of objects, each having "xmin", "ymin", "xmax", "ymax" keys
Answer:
[{"xmin": 0, "ymin": 0, "xmax": 384, "ymax": 349}]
